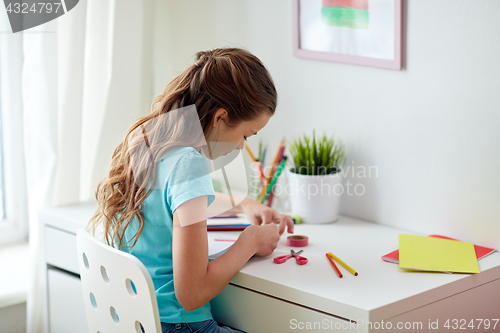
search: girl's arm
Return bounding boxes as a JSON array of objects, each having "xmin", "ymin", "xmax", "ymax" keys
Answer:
[
  {"xmin": 172, "ymin": 195, "xmax": 279, "ymax": 311},
  {"xmin": 208, "ymin": 191, "xmax": 294, "ymax": 235}
]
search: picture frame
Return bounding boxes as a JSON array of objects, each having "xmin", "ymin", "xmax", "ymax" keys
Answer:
[{"xmin": 293, "ymin": 0, "xmax": 403, "ymax": 70}]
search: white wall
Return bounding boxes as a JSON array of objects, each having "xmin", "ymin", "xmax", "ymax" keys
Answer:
[{"xmin": 150, "ymin": 0, "xmax": 500, "ymax": 249}]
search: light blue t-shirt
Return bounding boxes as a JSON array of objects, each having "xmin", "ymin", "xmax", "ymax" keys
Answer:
[{"xmin": 120, "ymin": 146, "xmax": 216, "ymax": 323}]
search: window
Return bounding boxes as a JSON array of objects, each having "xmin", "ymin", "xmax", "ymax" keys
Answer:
[
  {"xmin": 0, "ymin": 85, "xmax": 5, "ymax": 220},
  {"xmin": 0, "ymin": 31, "xmax": 28, "ymax": 246}
]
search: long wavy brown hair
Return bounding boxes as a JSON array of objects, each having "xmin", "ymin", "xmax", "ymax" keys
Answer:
[{"xmin": 88, "ymin": 48, "xmax": 277, "ymax": 249}]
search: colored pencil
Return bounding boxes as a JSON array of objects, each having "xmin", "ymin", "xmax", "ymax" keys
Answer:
[
  {"xmin": 328, "ymin": 252, "xmax": 358, "ymax": 276},
  {"xmin": 245, "ymin": 145, "xmax": 257, "ymax": 162},
  {"xmin": 257, "ymin": 162, "xmax": 265, "ymax": 186},
  {"xmin": 266, "ymin": 139, "xmax": 284, "ymax": 182},
  {"xmin": 257, "ymin": 139, "xmax": 284, "ymax": 202},
  {"xmin": 208, "ymin": 214, "xmax": 239, "ymax": 219},
  {"xmin": 261, "ymin": 157, "xmax": 287, "ymax": 203},
  {"xmin": 207, "ymin": 226, "xmax": 248, "ymax": 231},
  {"xmin": 266, "ymin": 143, "xmax": 286, "ymax": 206},
  {"xmin": 258, "ymin": 140, "xmax": 262, "ymax": 161},
  {"xmin": 326, "ymin": 253, "xmax": 343, "ymax": 278},
  {"xmin": 277, "ymin": 142, "xmax": 285, "ymax": 161},
  {"xmin": 266, "ymin": 191, "xmax": 274, "ymax": 207}
]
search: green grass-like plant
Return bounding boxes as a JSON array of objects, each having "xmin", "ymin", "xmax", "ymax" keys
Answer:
[{"xmin": 289, "ymin": 130, "xmax": 345, "ymax": 176}]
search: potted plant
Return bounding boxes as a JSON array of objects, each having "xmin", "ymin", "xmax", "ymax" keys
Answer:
[{"xmin": 287, "ymin": 130, "xmax": 345, "ymax": 223}]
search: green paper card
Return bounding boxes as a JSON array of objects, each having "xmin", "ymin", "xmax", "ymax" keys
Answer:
[{"xmin": 399, "ymin": 234, "xmax": 480, "ymax": 274}]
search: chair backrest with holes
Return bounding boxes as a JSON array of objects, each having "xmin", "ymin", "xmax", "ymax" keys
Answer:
[{"xmin": 76, "ymin": 228, "xmax": 162, "ymax": 333}]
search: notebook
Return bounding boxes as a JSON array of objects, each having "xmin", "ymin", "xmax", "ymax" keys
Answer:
[
  {"xmin": 207, "ymin": 214, "xmax": 251, "ymax": 231},
  {"xmin": 382, "ymin": 234, "xmax": 496, "ymax": 264},
  {"xmin": 208, "ymin": 238, "xmax": 236, "ymax": 261},
  {"xmin": 398, "ymin": 234, "xmax": 481, "ymax": 274}
]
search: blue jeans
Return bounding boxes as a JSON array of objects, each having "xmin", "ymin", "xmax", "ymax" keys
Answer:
[{"xmin": 161, "ymin": 319, "xmax": 245, "ymax": 333}]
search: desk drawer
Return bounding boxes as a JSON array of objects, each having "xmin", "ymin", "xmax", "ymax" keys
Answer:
[
  {"xmin": 45, "ymin": 226, "xmax": 80, "ymax": 275},
  {"xmin": 211, "ymin": 284, "xmax": 356, "ymax": 333},
  {"xmin": 385, "ymin": 278, "xmax": 500, "ymax": 331},
  {"xmin": 48, "ymin": 268, "xmax": 88, "ymax": 333}
]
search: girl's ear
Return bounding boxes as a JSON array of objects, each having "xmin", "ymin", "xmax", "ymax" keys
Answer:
[{"xmin": 213, "ymin": 108, "xmax": 228, "ymax": 127}]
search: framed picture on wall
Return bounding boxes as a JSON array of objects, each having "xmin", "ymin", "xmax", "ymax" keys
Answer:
[{"xmin": 293, "ymin": 0, "xmax": 402, "ymax": 70}]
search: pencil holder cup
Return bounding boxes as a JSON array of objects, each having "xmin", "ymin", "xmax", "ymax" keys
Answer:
[
  {"xmin": 286, "ymin": 168, "xmax": 342, "ymax": 223},
  {"xmin": 249, "ymin": 161, "xmax": 264, "ymax": 201}
]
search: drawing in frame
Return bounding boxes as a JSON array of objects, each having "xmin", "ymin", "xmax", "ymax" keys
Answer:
[{"xmin": 293, "ymin": 0, "xmax": 402, "ymax": 70}]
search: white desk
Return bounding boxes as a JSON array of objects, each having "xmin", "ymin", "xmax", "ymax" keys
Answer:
[
  {"xmin": 39, "ymin": 202, "xmax": 96, "ymax": 333},
  {"xmin": 209, "ymin": 221, "xmax": 500, "ymax": 332},
  {"xmin": 40, "ymin": 202, "xmax": 500, "ymax": 333}
]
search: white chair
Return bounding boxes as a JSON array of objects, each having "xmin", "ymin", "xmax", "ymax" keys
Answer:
[{"xmin": 76, "ymin": 228, "xmax": 162, "ymax": 333}]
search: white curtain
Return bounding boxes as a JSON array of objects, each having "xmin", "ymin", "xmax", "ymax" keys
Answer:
[{"xmin": 1, "ymin": 0, "xmax": 152, "ymax": 332}]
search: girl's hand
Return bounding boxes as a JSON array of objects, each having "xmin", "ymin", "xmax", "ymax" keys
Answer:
[
  {"xmin": 241, "ymin": 198, "xmax": 294, "ymax": 235},
  {"xmin": 242, "ymin": 224, "xmax": 280, "ymax": 257}
]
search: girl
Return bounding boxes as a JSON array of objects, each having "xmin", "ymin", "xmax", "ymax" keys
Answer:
[{"xmin": 89, "ymin": 48, "xmax": 294, "ymax": 333}]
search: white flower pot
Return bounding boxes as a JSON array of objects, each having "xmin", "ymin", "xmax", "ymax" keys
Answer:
[{"xmin": 286, "ymin": 168, "xmax": 342, "ymax": 224}]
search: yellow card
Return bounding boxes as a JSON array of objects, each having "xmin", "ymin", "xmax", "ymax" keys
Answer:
[{"xmin": 399, "ymin": 234, "xmax": 480, "ymax": 274}]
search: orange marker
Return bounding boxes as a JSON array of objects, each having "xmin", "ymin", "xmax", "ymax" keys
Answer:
[{"xmin": 326, "ymin": 253, "xmax": 343, "ymax": 278}]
